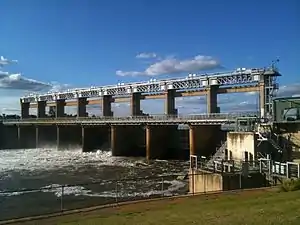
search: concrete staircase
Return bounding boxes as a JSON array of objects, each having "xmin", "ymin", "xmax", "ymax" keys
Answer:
[{"xmin": 206, "ymin": 141, "xmax": 227, "ymax": 169}]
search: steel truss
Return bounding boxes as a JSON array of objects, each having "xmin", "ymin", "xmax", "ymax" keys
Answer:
[{"xmin": 21, "ymin": 68, "xmax": 280, "ymax": 105}]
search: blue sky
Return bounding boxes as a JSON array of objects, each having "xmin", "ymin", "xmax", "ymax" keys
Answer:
[{"xmin": 0, "ymin": 0, "xmax": 299, "ymax": 115}]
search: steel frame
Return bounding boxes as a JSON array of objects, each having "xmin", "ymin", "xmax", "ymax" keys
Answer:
[{"xmin": 20, "ymin": 68, "xmax": 280, "ymax": 106}]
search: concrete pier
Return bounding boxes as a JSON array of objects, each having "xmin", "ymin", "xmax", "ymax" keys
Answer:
[
  {"xmin": 102, "ymin": 95, "xmax": 113, "ymax": 117},
  {"xmin": 207, "ymin": 85, "xmax": 219, "ymax": 114},
  {"xmin": 165, "ymin": 89, "xmax": 177, "ymax": 115},
  {"xmin": 57, "ymin": 125, "xmax": 81, "ymax": 149},
  {"xmin": 20, "ymin": 101, "xmax": 30, "ymax": 119},
  {"xmin": 77, "ymin": 97, "xmax": 87, "ymax": 117},
  {"xmin": 131, "ymin": 93, "xmax": 142, "ymax": 116},
  {"xmin": 37, "ymin": 101, "xmax": 47, "ymax": 118},
  {"xmin": 82, "ymin": 126, "xmax": 110, "ymax": 152},
  {"xmin": 111, "ymin": 125, "xmax": 145, "ymax": 157},
  {"xmin": 56, "ymin": 100, "xmax": 66, "ymax": 117},
  {"xmin": 18, "ymin": 126, "xmax": 36, "ymax": 149}
]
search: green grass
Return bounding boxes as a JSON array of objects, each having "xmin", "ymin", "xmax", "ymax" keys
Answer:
[{"xmin": 12, "ymin": 189, "xmax": 300, "ymax": 225}]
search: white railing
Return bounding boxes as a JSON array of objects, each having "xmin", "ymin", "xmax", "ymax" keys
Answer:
[{"xmin": 2, "ymin": 112, "xmax": 259, "ymax": 123}]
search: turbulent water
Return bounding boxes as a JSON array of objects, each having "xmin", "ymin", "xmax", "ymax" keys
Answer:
[{"xmin": 0, "ymin": 148, "xmax": 189, "ymax": 221}]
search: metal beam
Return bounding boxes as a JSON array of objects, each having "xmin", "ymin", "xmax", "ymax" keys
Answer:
[{"xmin": 28, "ymin": 85, "xmax": 260, "ymax": 108}]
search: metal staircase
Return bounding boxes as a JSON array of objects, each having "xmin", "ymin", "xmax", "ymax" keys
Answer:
[{"xmin": 256, "ymin": 131, "xmax": 283, "ymax": 153}]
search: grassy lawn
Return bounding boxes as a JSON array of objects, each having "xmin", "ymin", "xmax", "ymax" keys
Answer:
[{"xmin": 11, "ymin": 189, "xmax": 300, "ymax": 225}]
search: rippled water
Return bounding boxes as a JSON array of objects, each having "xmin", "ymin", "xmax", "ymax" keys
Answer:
[{"xmin": 0, "ymin": 148, "xmax": 189, "ymax": 221}]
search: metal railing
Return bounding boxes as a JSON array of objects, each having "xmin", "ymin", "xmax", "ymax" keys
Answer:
[
  {"xmin": 2, "ymin": 112, "xmax": 259, "ymax": 124},
  {"xmin": 0, "ymin": 172, "xmax": 274, "ymax": 222}
]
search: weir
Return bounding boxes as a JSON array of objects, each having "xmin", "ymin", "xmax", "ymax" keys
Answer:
[
  {"xmin": 111, "ymin": 125, "xmax": 145, "ymax": 157},
  {"xmin": 82, "ymin": 126, "xmax": 110, "ymax": 152},
  {"xmin": 146, "ymin": 125, "xmax": 180, "ymax": 160},
  {"xmin": 36, "ymin": 125, "xmax": 57, "ymax": 148},
  {"xmin": 2, "ymin": 125, "xmax": 18, "ymax": 149},
  {"xmin": 57, "ymin": 125, "xmax": 81, "ymax": 149},
  {"xmin": 18, "ymin": 126, "xmax": 36, "ymax": 149},
  {"xmin": 189, "ymin": 125, "xmax": 224, "ymax": 157}
]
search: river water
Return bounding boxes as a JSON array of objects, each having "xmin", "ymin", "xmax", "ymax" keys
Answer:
[{"xmin": 0, "ymin": 148, "xmax": 189, "ymax": 221}]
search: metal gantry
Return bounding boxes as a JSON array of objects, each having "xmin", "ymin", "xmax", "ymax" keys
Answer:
[
  {"xmin": 20, "ymin": 67, "xmax": 280, "ymax": 105},
  {"xmin": 2, "ymin": 55, "xmax": 281, "ymax": 119}
]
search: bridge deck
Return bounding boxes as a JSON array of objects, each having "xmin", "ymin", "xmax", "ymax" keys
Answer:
[{"xmin": 2, "ymin": 113, "xmax": 259, "ymax": 126}]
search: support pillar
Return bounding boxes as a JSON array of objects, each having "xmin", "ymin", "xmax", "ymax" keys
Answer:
[
  {"xmin": 20, "ymin": 101, "xmax": 30, "ymax": 119},
  {"xmin": 82, "ymin": 126, "xmax": 110, "ymax": 152},
  {"xmin": 207, "ymin": 85, "xmax": 219, "ymax": 114},
  {"xmin": 111, "ymin": 125, "xmax": 145, "ymax": 157},
  {"xmin": 146, "ymin": 125, "xmax": 179, "ymax": 160},
  {"xmin": 131, "ymin": 92, "xmax": 142, "ymax": 116},
  {"xmin": 57, "ymin": 125, "xmax": 81, "ymax": 149},
  {"xmin": 259, "ymin": 81, "xmax": 265, "ymax": 118},
  {"xmin": 165, "ymin": 89, "xmax": 177, "ymax": 115},
  {"xmin": 189, "ymin": 125, "xmax": 223, "ymax": 157},
  {"xmin": 102, "ymin": 95, "xmax": 113, "ymax": 117},
  {"xmin": 37, "ymin": 101, "xmax": 47, "ymax": 118},
  {"xmin": 77, "ymin": 97, "xmax": 87, "ymax": 118},
  {"xmin": 55, "ymin": 99, "xmax": 65, "ymax": 118}
]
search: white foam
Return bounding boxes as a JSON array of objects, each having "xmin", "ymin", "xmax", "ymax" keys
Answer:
[
  {"xmin": 0, "ymin": 179, "xmax": 186, "ymax": 198},
  {"xmin": 0, "ymin": 148, "xmax": 136, "ymax": 173},
  {"xmin": 42, "ymin": 179, "xmax": 186, "ymax": 198}
]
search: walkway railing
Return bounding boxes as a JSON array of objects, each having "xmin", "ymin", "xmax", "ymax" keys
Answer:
[{"xmin": 2, "ymin": 112, "xmax": 259, "ymax": 123}]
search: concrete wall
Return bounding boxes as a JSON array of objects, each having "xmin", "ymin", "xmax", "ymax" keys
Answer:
[
  {"xmin": 189, "ymin": 169, "xmax": 223, "ymax": 193},
  {"xmin": 189, "ymin": 169, "xmax": 267, "ymax": 193},
  {"xmin": 227, "ymin": 132, "xmax": 257, "ymax": 161}
]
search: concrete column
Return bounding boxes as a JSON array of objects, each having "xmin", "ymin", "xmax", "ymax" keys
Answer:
[
  {"xmin": 18, "ymin": 126, "xmax": 36, "ymax": 149},
  {"xmin": 146, "ymin": 125, "xmax": 179, "ymax": 160},
  {"xmin": 36, "ymin": 125, "xmax": 57, "ymax": 148},
  {"xmin": 55, "ymin": 99, "xmax": 65, "ymax": 118},
  {"xmin": 111, "ymin": 125, "xmax": 145, "ymax": 157},
  {"xmin": 259, "ymin": 81, "xmax": 265, "ymax": 118},
  {"xmin": 131, "ymin": 92, "xmax": 142, "ymax": 116},
  {"xmin": 207, "ymin": 85, "xmax": 219, "ymax": 114},
  {"xmin": 82, "ymin": 126, "xmax": 110, "ymax": 152},
  {"xmin": 57, "ymin": 125, "xmax": 81, "ymax": 149},
  {"xmin": 102, "ymin": 95, "xmax": 113, "ymax": 117},
  {"xmin": 77, "ymin": 97, "xmax": 87, "ymax": 118},
  {"xmin": 165, "ymin": 89, "xmax": 177, "ymax": 115},
  {"xmin": 189, "ymin": 125, "xmax": 223, "ymax": 157},
  {"xmin": 37, "ymin": 101, "xmax": 47, "ymax": 118},
  {"xmin": 20, "ymin": 101, "xmax": 30, "ymax": 119}
]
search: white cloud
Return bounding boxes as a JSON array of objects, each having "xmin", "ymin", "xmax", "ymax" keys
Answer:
[
  {"xmin": 0, "ymin": 72, "xmax": 51, "ymax": 92},
  {"xmin": 136, "ymin": 52, "xmax": 157, "ymax": 59},
  {"xmin": 116, "ymin": 55, "xmax": 221, "ymax": 77}
]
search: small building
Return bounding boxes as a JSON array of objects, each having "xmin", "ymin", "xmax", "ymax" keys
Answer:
[{"xmin": 273, "ymin": 96, "xmax": 300, "ymax": 123}]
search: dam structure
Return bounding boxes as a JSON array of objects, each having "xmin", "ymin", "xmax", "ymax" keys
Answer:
[{"xmin": 0, "ymin": 56, "xmax": 282, "ymax": 160}]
